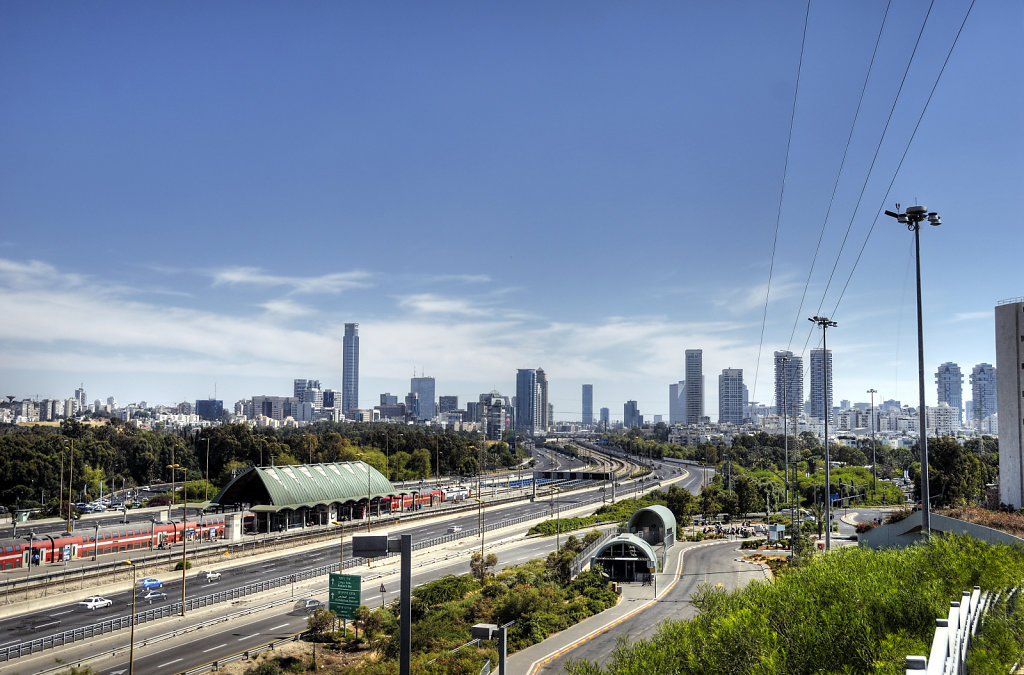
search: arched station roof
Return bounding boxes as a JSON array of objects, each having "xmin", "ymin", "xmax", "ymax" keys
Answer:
[
  {"xmin": 627, "ymin": 505, "xmax": 677, "ymax": 535},
  {"xmin": 212, "ymin": 462, "xmax": 395, "ymax": 511},
  {"xmin": 591, "ymin": 533, "xmax": 660, "ymax": 572}
]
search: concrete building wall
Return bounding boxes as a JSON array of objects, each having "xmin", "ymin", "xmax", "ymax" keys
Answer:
[{"xmin": 996, "ymin": 299, "xmax": 1023, "ymax": 508}]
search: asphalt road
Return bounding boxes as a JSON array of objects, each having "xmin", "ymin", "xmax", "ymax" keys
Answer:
[{"xmin": 539, "ymin": 539, "xmax": 769, "ymax": 673}]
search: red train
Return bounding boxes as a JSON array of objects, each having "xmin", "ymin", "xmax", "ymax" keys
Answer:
[
  {"xmin": 0, "ymin": 516, "xmax": 226, "ymax": 571},
  {"xmin": 388, "ymin": 489, "xmax": 442, "ymax": 510}
]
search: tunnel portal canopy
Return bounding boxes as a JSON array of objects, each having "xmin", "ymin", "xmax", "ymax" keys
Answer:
[
  {"xmin": 591, "ymin": 533, "xmax": 659, "ymax": 582},
  {"xmin": 212, "ymin": 461, "xmax": 394, "ymax": 512},
  {"xmin": 627, "ymin": 504, "xmax": 676, "ymax": 547}
]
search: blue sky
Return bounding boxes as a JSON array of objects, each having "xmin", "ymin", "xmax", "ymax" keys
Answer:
[{"xmin": 1, "ymin": 1, "xmax": 1021, "ymax": 421}]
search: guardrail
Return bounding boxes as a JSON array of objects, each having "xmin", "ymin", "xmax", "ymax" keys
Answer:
[
  {"xmin": 1, "ymin": 477, "xmax": 654, "ymax": 663},
  {"xmin": 569, "ymin": 530, "xmax": 615, "ymax": 578},
  {"xmin": 904, "ymin": 586, "xmax": 991, "ymax": 675}
]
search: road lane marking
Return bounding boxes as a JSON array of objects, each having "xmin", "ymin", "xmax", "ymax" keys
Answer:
[
  {"xmin": 270, "ymin": 623, "xmax": 289, "ymax": 630},
  {"xmin": 238, "ymin": 633, "xmax": 260, "ymax": 641},
  {"xmin": 52, "ymin": 610, "xmax": 74, "ymax": 616},
  {"xmin": 157, "ymin": 659, "xmax": 182, "ymax": 668},
  {"xmin": 202, "ymin": 643, "xmax": 227, "ymax": 653}
]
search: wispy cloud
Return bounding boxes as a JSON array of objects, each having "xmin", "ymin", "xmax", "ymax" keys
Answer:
[
  {"xmin": 424, "ymin": 274, "xmax": 492, "ymax": 284},
  {"xmin": 211, "ymin": 266, "xmax": 372, "ymax": 294},
  {"xmin": 261, "ymin": 299, "xmax": 316, "ymax": 318},
  {"xmin": 949, "ymin": 311, "xmax": 990, "ymax": 323},
  {"xmin": 395, "ymin": 293, "xmax": 493, "ymax": 316}
]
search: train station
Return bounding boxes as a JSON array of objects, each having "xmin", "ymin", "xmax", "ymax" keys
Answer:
[
  {"xmin": 590, "ymin": 505, "xmax": 676, "ymax": 582},
  {"xmin": 211, "ymin": 461, "xmax": 411, "ymax": 535}
]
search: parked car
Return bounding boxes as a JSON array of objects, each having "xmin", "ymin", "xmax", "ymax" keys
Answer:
[
  {"xmin": 78, "ymin": 596, "xmax": 113, "ymax": 610},
  {"xmin": 141, "ymin": 590, "xmax": 167, "ymax": 602},
  {"xmin": 198, "ymin": 570, "xmax": 221, "ymax": 582},
  {"xmin": 292, "ymin": 599, "xmax": 324, "ymax": 614},
  {"xmin": 139, "ymin": 577, "xmax": 163, "ymax": 590}
]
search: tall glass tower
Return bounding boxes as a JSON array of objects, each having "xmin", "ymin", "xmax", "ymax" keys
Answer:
[
  {"xmin": 809, "ymin": 348, "xmax": 833, "ymax": 422},
  {"xmin": 684, "ymin": 349, "xmax": 704, "ymax": 424},
  {"xmin": 515, "ymin": 369, "xmax": 537, "ymax": 436},
  {"xmin": 774, "ymin": 351, "xmax": 803, "ymax": 420},
  {"xmin": 342, "ymin": 323, "xmax": 359, "ymax": 413},
  {"xmin": 581, "ymin": 384, "xmax": 593, "ymax": 426}
]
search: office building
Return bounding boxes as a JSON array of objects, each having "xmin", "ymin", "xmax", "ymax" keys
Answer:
[
  {"xmin": 935, "ymin": 362, "xmax": 963, "ymax": 424},
  {"xmin": 480, "ymin": 392, "xmax": 508, "ymax": 440},
  {"xmin": 624, "ymin": 400, "xmax": 641, "ymax": 428},
  {"xmin": 718, "ymin": 368, "xmax": 744, "ymax": 425},
  {"xmin": 196, "ymin": 399, "xmax": 224, "ymax": 420},
  {"xmin": 809, "ymin": 348, "xmax": 833, "ymax": 422},
  {"xmin": 971, "ymin": 363, "xmax": 998, "ymax": 429},
  {"xmin": 439, "ymin": 395, "xmax": 459, "ymax": 414},
  {"xmin": 516, "ymin": 369, "xmax": 538, "ymax": 436},
  {"xmin": 774, "ymin": 351, "xmax": 803, "ymax": 419},
  {"xmin": 582, "ymin": 384, "xmax": 593, "ymax": 426},
  {"xmin": 684, "ymin": 349, "xmax": 704, "ymax": 424},
  {"xmin": 599, "ymin": 407, "xmax": 610, "ymax": 429},
  {"xmin": 996, "ymin": 299, "xmax": 1021, "ymax": 508},
  {"xmin": 410, "ymin": 376, "xmax": 436, "ymax": 420},
  {"xmin": 380, "ymin": 393, "xmax": 398, "ymax": 406},
  {"xmin": 342, "ymin": 323, "xmax": 359, "ymax": 413},
  {"xmin": 669, "ymin": 381, "xmax": 685, "ymax": 424},
  {"xmin": 293, "ymin": 379, "xmax": 320, "ymax": 401},
  {"xmin": 536, "ymin": 368, "xmax": 549, "ymax": 432}
]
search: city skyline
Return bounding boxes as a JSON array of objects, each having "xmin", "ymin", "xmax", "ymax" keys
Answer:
[{"xmin": 1, "ymin": 2, "xmax": 1019, "ymax": 421}]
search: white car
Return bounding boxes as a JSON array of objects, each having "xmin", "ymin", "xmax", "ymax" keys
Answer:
[
  {"xmin": 198, "ymin": 570, "xmax": 221, "ymax": 582},
  {"xmin": 78, "ymin": 596, "xmax": 113, "ymax": 610}
]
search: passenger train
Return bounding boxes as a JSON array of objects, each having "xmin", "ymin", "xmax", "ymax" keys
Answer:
[{"xmin": 0, "ymin": 517, "xmax": 226, "ymax": 571}]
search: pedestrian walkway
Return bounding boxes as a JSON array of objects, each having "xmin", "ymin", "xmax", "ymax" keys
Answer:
[{"xmin": 509, "ymin": 537, "xmax": 732, "ymax": 675}]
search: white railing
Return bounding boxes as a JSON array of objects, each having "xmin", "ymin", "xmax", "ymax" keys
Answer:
[{"xmin": 905, "ymin": 586, "xmax": 991, "ymax": 675}]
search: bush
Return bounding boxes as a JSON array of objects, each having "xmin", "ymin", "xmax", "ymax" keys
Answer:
[
  {"xmin": 173, "ymin": 560, "xmax": 192, "ymax": 571},
  {"xmin": 740, "ymin": 539, "xmax": 765, "ymax": 549}
]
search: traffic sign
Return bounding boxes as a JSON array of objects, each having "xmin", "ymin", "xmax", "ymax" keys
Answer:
[
  {"xmin": 379, "ymin": 583, "xmax": 386, "ymax": 593},
  {"xmin": 329, "ymin": 573, "xmax": 362, "ymax": 620}
]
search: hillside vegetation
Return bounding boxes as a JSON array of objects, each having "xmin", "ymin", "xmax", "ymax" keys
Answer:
[{"xmin": 566, "ymin": 535, "xmax": 1024, "ymax": 675}]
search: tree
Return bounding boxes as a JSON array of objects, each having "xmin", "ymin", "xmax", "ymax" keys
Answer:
[
  {"xmin": 306, "ymin": 607, "xmax": 335, "ymax": 639},
  {"xmin": 470, "ymin": 550, "xmax": 498, "ymax": 582},
  {"xmin": 408, "ymin": 447, "xmax": 432, "ymax": 479},
  {"xmin": 922, "ymin": 436, "xmax": 986, "ymax": 507}
]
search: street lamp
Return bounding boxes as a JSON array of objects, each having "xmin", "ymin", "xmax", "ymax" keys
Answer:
[
  {"xmin": 809, "ymin": 315, "xmax": 837, "ymax": 551},
  {"xmin": 474, "ymin": 498, "xmax": 485, "ymax": 562},
  {"xmin": 123, "ymin": 560, "xmax": 137, "ymax": 675},
  {"xmin": 884, "ymin": 203, "xmax": 941, "ymax": 535},
  {"xmin": 166, "ymin": 463, "xmax": 178, "ymax": 521},
  {"xmin": 551, "ymin": 487, "xmax": 561, "ymax": 551},
  {"xmin": 780, "ymin": 354, "xmax": 795, "ymax": 558},
  {"xmin": 867, "ymin": 388, "xmax": 878, "ymax": 497},
  {"xmin": 64, "ymin": 438, "xmax": 75, "ymax": 533},
  {"xmin": 357, "ymin": 453, "xmax": 371, "ymax": 533}
]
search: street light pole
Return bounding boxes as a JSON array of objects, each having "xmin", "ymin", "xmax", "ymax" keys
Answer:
[
  {"xmin": 66, "ymin": 439, "xmax": 74, "ymax": 533},
  {"xmin": 867, "ymin": 388, "xmax": 878, "ymax": 497},
  {"xmin": 781, "ymin": 355, "xmax": 795, "ymax": 558},
  {"xmin": 123, "ymin": 560, "xmax": 137, "ymax": 675},
  {"xmin": 809, "ymin": 316, "xmax": 837, "ymax": 551},
  {"xmin": 179, "ymin": 467, "xmax": 188, "ymax": 616},
  {"xmin": 885, "ymin": 204, "xmax": 941, "ymax": 536}
]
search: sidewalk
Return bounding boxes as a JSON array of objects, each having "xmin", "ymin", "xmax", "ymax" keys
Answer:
[{"xmin": 508, "ymin": 537, "xmax": 729, "ymax": 675}]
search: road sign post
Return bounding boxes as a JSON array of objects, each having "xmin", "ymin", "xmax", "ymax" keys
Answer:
[{"xmin": 329, "ymin": 573, "xmax": 362, "ymax": 620}]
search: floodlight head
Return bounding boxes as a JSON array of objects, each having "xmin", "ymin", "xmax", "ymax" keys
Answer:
[
  {"xmin": 928, "ymin": 213, "xmax": 941, "ymax": 226},
  {"xmin": 884, "ymin": 210, "xmax": 900, "ymax": 219},
  {"xmin": 906, "ymin": 205, "xmax": 928, "ymax": 216}
]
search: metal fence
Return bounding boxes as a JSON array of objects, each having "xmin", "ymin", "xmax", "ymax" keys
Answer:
[
  {"xmin": 904, "ymin": 586, "xmax": 993, "ymax": 675},
  {"xmin": 569, "ymin": 530, "xmax": 616, "ymax": 579}
]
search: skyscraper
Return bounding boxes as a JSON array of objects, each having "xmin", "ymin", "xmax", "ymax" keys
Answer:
[
  {"xmin": 718, "ymin": 368, "xmax": 744, "ymax": 425},
  {"xmin": 582, "ymin": 384, "xmax": 594, "ymax": 426},
  {"xmin": 809, "ymin": 348, "xmax": 833, "ymax": 422},
  {"xmin": 935, "ymin": 362, "xmax": 963, "ymax": 424},
  {"xmin": 624, "ymin": 400, "xmax": 640, "ymax": 428},
  {"xmin": 806, "ymin": 350, "xmax": 831, "ymax": 419},
  {"xmin": 516, "ymin": 369, "xmax": 538, "ymax": 436},
  {"xmin": 684, "ymin": 349, "xmax": 704, "ymax": 424},
  {"xmin": 669, "ymin": 380, "xmax": 685, "ymax": 424},
  {"xmin": 342, "ymin": 323, "xmax": 359, "ymax": 413},
  {"xmin": 439, "ymin": 395, "xmax": 458, "ymax": 414},
  {"xmin": 971, "ymin": 362, "xmax": 998, "ymax": 428},
  {"xmin": 774, "ymin": 351, "xmax": 803, "ymax": 419},
  {"xmin": 411, "ymin": 376, "xmax": 436, "ymax": 420},
  {"xmin": 536, "ymin": 368, "xmax": 549, "ymax": 432},
  {"xmin": 995, "ymin": 299, "xmax": 1020, "ymax": 508}
]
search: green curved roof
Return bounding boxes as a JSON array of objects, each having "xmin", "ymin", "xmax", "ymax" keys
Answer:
[
  {"xmin": 627, "ymin": 505, "xmax": 677, "ymax": 534},
  {"xmin": 212, "ymin": 462, "xmax": 395, "ymax": 511}
]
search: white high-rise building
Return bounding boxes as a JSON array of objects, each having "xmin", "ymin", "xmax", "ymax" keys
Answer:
[
  {"xmin": 809, "ymin": 348, "xmax": 833, "ymax": 422},
  {"xmin": 995, "ymin": 299, "xmax": 1021, "ymax": 508},
  {"xmin": 971, "ymin": 362, "xmax": 998, "ymax": 429},
  {"xmin": 935, "ymin": 362, "xmax": 963, "ymax": 424},
  {"xmin": 718, "ymin": 368, "xmax": 744, "ymax": 425},
  {"xmin": 774, "ymin": 351, "xmax": 803, "ymax": 420}
]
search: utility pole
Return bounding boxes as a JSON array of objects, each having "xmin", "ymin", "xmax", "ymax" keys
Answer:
[
  {"xmin": 868, "ymin": 388, "xmax": 877, "ymax": 497},
  {"xmin": 809, "ymin": 315, "xmax": 837, "ymax": 551}
]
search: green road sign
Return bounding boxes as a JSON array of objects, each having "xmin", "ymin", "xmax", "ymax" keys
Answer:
[{"xmin": 329, "ymin": 573, "xmax": 362, "ymax": 619}]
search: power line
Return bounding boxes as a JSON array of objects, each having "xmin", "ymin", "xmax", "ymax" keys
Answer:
[
  {"xmin": 787, "ymin": 0, "xmax": 893, "ymax": 351},
  {"xmin": 752, "ymin": 0, "xmax": 811, "ymax": 408}
]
